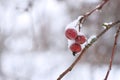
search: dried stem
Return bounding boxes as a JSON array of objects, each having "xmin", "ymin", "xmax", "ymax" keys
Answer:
[
  {"xmin": 104, "ymin": 26, "xmax": 120, "ymax": 80},
  {"xmin": 57, "ymin": 21, "xmax": 120, "ymax": 80}
]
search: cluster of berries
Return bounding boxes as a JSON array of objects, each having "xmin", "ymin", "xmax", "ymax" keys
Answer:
[{"xmin": 65, "ymin": 28, "xmax": 86, "ymax": 56}]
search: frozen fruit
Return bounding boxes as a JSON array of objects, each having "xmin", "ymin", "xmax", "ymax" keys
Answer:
[
  {"xmin": 70, "ymin": 43, "xmax": 81, "ymax": 53},
  {"xmin": 65, "ymin": 28, "xmax": 77, "ymax": 40},
  {"xmin": 75, "ymin": 35, "xmax": 86, "ymax": 44}
]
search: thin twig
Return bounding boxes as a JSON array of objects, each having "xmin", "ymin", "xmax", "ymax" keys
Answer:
[
  {"xmin": 57, "ymin": 21, "xmax": 120, "ymax": 80},
  {"xmin": 104, "ymin": 26, "xmax": 120, "ymax": 80},
  {"xmin": 79, "ymin": 0, "xmax": 109, "ymax": 24}
]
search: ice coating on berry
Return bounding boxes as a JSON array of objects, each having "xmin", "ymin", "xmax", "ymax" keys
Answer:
[
  {"xmin": 75, "ymin": 35, "xmax": 86, "ymax": 44},
  {"xmin": 65, "ymin": 16, "xmax": 85, "ymax": 55},
  {"xmin": 65, "ymin": 28, "xmax": 77, "ymax": 40},
  {"xmin": 70, "ymin": 43, "xmax": 81, "ymax": 53}
]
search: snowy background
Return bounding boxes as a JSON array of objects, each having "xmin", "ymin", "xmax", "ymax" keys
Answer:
[{"xmin": 0, "ymin": 0, "xmax": 120, "ymax": 80}]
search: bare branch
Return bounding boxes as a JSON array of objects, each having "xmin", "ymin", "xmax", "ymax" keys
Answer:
[
  {"xmin": 104, "ymin": 25, "xmax": 120, "ymax": 80},
  {"xmin": 79, "ymin": 0, "xmax": 109, "ymax": 24},
  {"xmin": 57, "ymin": 21, "xmax": 120, "ymax": 80}
]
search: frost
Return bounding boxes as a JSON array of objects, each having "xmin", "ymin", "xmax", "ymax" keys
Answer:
[
  {"xmin": 87, "ymin": 35, "xmax": 97, "ymax": 44},
  {"xmin": 103, "ymin": 22, "xmax": 113, "ymax": 29},
  {"xmin": 81, "ymin": 42, "xmax": 86, "ymax": 49},
  {"xmin": 102, "ymin": 25, "xmax": 107, "ymax": 29},
  {"xmin": 96, "ymin": 9, "xmax": 100, "ymax": 12},
  {"xmin": 67, "ymin": 39, "xmax": 75, "ymax": 48},
  {"xmin": 65, "ymin": 16, "xmax": 83, "ymax": 31},
  {"xmin": 77, "ymin": 16, "xmax": 83, "ymax": 21},
  {"xmin": 65, "ymin": 20, "xmax": 78, "ymax": 30},
  {"xmin": 76, "ymin": 31, "xmax": 85, "ymax": 35},
  {"xmin": 79, "ymin": 23, "xmax": 83, "ymax": 28},
  {"xmin": 104, "ymin": 22, "xmax": 113, "ymax": 25},
  {"xmin": 76, "ymin": 16, "xmax": 83, "ymax": 28}
]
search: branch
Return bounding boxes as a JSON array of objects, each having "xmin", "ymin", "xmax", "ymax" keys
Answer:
[
  {"xmin": 57, "ymin": 21, "xmax": 120, "ymax": 80},
  {"xmin": 79, "ymin": 0, "xmax": 109, "ymax": 24},
  {"xmin": 104, "ymin": 25, "xmax": 120, "ymax": 80}
]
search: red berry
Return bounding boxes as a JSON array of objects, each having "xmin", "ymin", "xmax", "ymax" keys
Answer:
[
  {"xmin": 70, "ymin": 43, "xmax": 81, "ymax": 53},
  {"xmin": 65, "ymin": 28, "xmax": 77, "ymax": 40},
  {"xmin": 75, "ymin": 35, "xmax": 86, "ymax": 44}
]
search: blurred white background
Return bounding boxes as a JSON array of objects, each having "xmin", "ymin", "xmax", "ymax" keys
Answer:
[{"xmin": 0, "ymin": 0, "xmax": 120, "ymax": 80}]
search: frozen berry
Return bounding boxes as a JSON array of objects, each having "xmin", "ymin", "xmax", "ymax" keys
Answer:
[
  {"xmin": 75, "ymin": 35, "xmax": 86, "ymax": 44},
  {"xmin": 70, "ymin": 43, "xmax": 81, "ymax": 54},
  {"xmin": 65, "ymin": 28, "xmax": 77, "ymax": 40}
]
